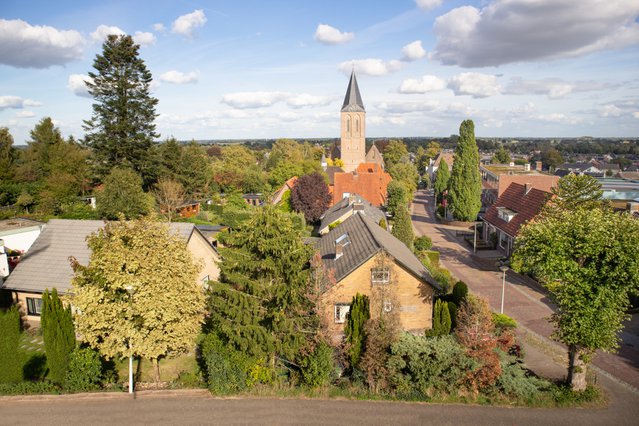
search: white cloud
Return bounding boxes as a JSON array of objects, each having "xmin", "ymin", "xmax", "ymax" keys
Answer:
[
  {"xmin": 153, "ymin": 23, "xmax": 166, "ymax": 32},
  {"xmin": 171, "ymin": 10, "xmax": 207, "ymax": 37},
  {"xmin": 432, "ymin": 0, "xmax": 639, "ymax": 67},
  {"xmin": 534, "ymin": 113, "xmax": 582, "ymax": 125},
  {"xmin": 133, "ymin": 31, "xmax": 156, "ymax": 47},
  {"xmin": 377, "ymin": 100, "xmax": 441, "ymax": 114},
  {"xmin": 600, "ymin": 104, "xmax": 623, "ymax": 117},
  {"xmin": 398, "ymin": 75, "xmax": 446, "ymax": 94},
  {"xmin": 0, "ymin": 96, "xmax": 42, "ymax": 109},
  {"xmin": 15, "ymin": 110, "xmax": 35, "ymax": 118},
  {"xmin": 400, "ymin": 40, "xmax": 426, "ymax": 61},
  {"xmin": 416, "ymin": 0, "xmax": 443, "ymax": 10},
  {"xmin": 338, "ymin": 58, "xmax": 403, "ymax": 76},
  {"xmin": 159, "ymin": 70, "xmax": 199, "ymax": 84},
  {"xmin": 67, "ymin": 74, "xmax": 94, "ymax": 98},
  {"xmin": 505, "ymin": 77, "xmax": 614, "ymax": 99},
  {"xmin": 91, "ymin": 25, "xmax": 125, "ymax": 42},
  {"xmin": 221, "ymin": 91, "xmax": 288, "ymax": 109},
  {"xmin": 448, "ymin": 72, "xmax": 501, "ymax": 98},
  {"xmin": 0, "ymin": 19, "xmax": 85, "ymax": 68},
  {"xmin": 314, "ymin": 24, "xmax": 354, "ymax": 45},
  {"xmin": 286, "ymin": 93, "xmax": 333, "ymax": 108}
]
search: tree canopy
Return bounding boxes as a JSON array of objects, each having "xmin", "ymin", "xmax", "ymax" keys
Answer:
[
  {"xmin": 290, "ymin": 172, "xmax": 331, "ymax": 223},
  {"xmin": 448, "ymin": 120, "xmax": 481, "ymax": 221},
  {"xmin": 96, "ymin": 167, "xmax": 154, "ymax": 220},
  {"xmin": 433, "ymin": 158, "xmax": 450, "ymax": 203}
]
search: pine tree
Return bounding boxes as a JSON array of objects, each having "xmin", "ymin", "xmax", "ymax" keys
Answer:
[
  {"xmin": 41, "ymin": 288, "xmax": 76, "ymax": 385},
  {"xmin": 391, "ymin": 204, "xmax": 414, "ymax": 250},
  {"xmin": 448, "ymin": 120, "xmax": 482, "ymax": 221},
  {"xmin": 344, "ymin": 293, "xmax": 370, "ymax": 369},
  {"xmin": 83, "ymin": 34, "xmax": 159, "ymax": 186},
  {"xmin": 0, "ymin": 127, "xmax": 16, "ymax": 182},
  {"xmin": 0, "ymin": 307, "xmax": 22, "ymax": 383},
  {"xmin": 208, "ymin": 206, "xmax": 314, "ymax": 361}
]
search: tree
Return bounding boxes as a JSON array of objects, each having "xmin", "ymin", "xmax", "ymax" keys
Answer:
[
  {"xmin": 425, "ymin": 141, "xmax": 441, "ymax": 160},
  {"xmin": 290, "ymin": 172, "xmax": 331, "ymax": 223},
  {"xmin": 0, "ymin": 127, "xmax": 16, "ymax": 182},
  {"xmin": 208, "ymin": 206, "xmax": 314, "ymax": 362},
  {"xmin": 154, "ymin": 178, "xmax": 186, "ymax": 222},
  {"xmin": 448, "ymin": 120, "xmax": 481, "ymax": 221},
  {"xmin": 382, "ymin": 140, "xmax": 408, "ymax": 169},
  {"xmin": 344, "ymin": 293, "xmax": 370, "ymax": 369},
  {"xmin": 388, "ymin": 163, "xmax": 419, "ymax": 194},
  {"xmin": 548, "ymin": 174, "xmax": 605, "ymax": 212},
  {"xmin": 433, "ymin": 158, "xmax": 450, "ymax": 203},
  {"xmin": 267, "ymin": 139, "xmax": 303, "ymax": 170},
  {"xmin": 492, "ymin": 146, "xmax": 511, "ymax": 164},
  {"xmin": 0, "ymin": 307, "xmax": 22, "ymax": 384},
  {"xmin": 391, "ymin": 204, "xmax": 414, "ymax": 251},
  {"xmin": 41, "ymin": 288, "xmax": 75, "ymax": 385},
  {"xmin": 540, "ymin": 148, "xmax": 564, "ymax": 171},
  {"xmin": 70, "ymin": 217, "xmax": 206, "ymax": 384},
  {"xmin": 18, "ymin": 117, "xmax": 65, "ymax": 182},
  {"xmin": 83, "ymin": 35, "xmax": 159, "ymax": 185},
  {"xmin": 175, "ymin": 142, "xmax": 212, "ymax": 197},
  {"xmin": 511, "ymin": 207, "xmax": 639, "ymax": 390},
  {"xmin": 96, "ymin": 167, "xmax": 154, "ymax": 219},
  {"xmin": 430, "ymin": 299, "xmax": 451, "ymax": 336},
  {"xmin": 386, "ymin": 180, "xmax": 409, "ymax": 217}
]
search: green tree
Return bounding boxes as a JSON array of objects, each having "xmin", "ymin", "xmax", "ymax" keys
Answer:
[
  {"xmin": 433, "ymin": 158, "xmax": 450, "ymax": 203},
  {"xmin": 492, "ymin": 146, "xmax": 511, "ymax": 164},
  {"xmin": 41, "ymin": 288, "xmax": 76, "ymax": 385},
  {"xmin": 548, "ymin": 174, "xmax": 605, "ymax": 212},
  {"xmin": 511, "ymin": 207, "xmax": 639, "ymax": 391},
  {"xmin": 425, "ymin": 141, "xmax": 441, "ymax": 160},
  {"xmin": 449, "ymin": 120, "xmax": 481, "ymax": 221},
  {"xmin": 388, "ymin": 163, "xmax": 419, "ymax": 194},
  {"xmin": 0, "ymin": 307, "xmax": 22, "ymax": 383},
  {"xmin": 70, "ymin": 217, "xmax": 206, "ymax": 384},
  {"xmin": 176, "ymin": 142, "xmax": 212, "ymax": 197},
  {"xmin": 266, "ymin": 139, "xmax": 303, "ymax": 170},
  {"xmin": 386, "ymin": 180, "xmax": 409, "ymax": 217},
  {"xmin": 382, "ymin": 140, "xmax": 408, "ymax": 169},
  {"xmin": 96, "ymin": 167, "xmax": 154, "ymax": 220},
  {"xmin": 208, "ymin": 206, "xmax": 314, "ymax": 362},
  {"xmin": 540, "ymin": 148, "xmax": 564, "ymax": 171},
  {"xmin": 18, "ymin": 117, "xmax": 65, "ymax": 182},
  {"xmin": 391, "ymin": 204, "xmax": 414, "ymax": 251},
  {"xmin": 0, "ymin": 127, "xmax": 16, "ymax": 182},
  {"xmin": 83, "ymin": 35, "xmax": 159, "ymax": 185},
  {"xmin": 344, "ymin": 293, "xmax": 370, "ymax": 369}
]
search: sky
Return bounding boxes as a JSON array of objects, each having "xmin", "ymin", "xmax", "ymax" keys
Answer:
[{"xmin": 1, "ymin": 0, "xmax": 638, "ymax": 145}]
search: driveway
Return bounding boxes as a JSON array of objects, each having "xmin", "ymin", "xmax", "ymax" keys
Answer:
[{"xmin": 410, "ymin": 189, "xmax": 639, "ymax": 392}]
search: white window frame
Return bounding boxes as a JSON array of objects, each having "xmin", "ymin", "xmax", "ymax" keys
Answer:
[
  {"xmin": 335, "ymin": 233, "xmax": 350, "ymax": 247},
  {"xmin": 383, "ymin": 300, "xmax": 393, "ymax": 313},
  {"xmin": 26, "ymin": 297, "xmax": 43, "ymax": 316},
  {"xmin": 334, "ymin": 304, "xmax": 350, "ymax": 324},
  {"xmin": 371, "ymin": 269, "xmax": 390, "ymax": 284}
]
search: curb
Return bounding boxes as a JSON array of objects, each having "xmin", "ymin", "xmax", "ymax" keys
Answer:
[{"xmin": 0, "ymin": 388, "xmax": 211, "ymax": 403}]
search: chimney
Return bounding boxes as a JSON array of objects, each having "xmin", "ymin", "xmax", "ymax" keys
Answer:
[
  {"xmin": 525, "ymin": 183, "xmax": 532, "ymax": 195},
  {"xmin": 535, "ymin": 161, "xmax": 543, "ymax": 171},
  {"xmin": 524, "ymin": 163, "xmax": 531, "ymax": 171}
]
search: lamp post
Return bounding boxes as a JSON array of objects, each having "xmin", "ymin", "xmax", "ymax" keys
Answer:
[
  {"xmin": 473, "ymin": 222, "xmax": 477, "ymax": 253},
  {"xmin": 499, "ymin": 265, "xmax": 508, "ymax": 314},
  {"xmin": 125, "ymin": 285, "xmax": 135, "ymax": 395}
]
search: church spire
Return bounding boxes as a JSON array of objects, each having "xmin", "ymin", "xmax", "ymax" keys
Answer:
[{"xmin": 341, "ymin": 70, "xmax": 365, "ymax": 112}]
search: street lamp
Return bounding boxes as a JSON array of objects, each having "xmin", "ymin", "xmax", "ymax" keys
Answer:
[
  {"xmin": 125, "ymin": 285, "xmax": 135, "ymax": 395},
  {"xmin": 499, "ymin": 264, "xmax": 509, "ymax": 314}
]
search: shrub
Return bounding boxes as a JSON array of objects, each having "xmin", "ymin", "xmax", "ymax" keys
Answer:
[
  {"xmin": 492, "ymin": 313, "xmax": 517, "ymax": 330},
  {"xmin": 387, "ymin": 334, "xmax": 476, "ymax": 397},
  {"xmin": 495, "ymin": 354, "xmax": 549, "ymax": 400},
  {"xmin": 0, "ymin": 307, "xmax": 22, "ymax": 383},
  {"xmin": 447, "ymin": 301, "xmax": 458, "ymax": 330},
  {"xmin": 424, "ymin": 250, "xmax": 440, "ymax": 266},
  {"xmin": 344, "ymin": 294, "xmax": 370, "ymax": 369},
  {"xmin": 413, "ymin": 236, "xmax": 433, "ymax": 252},
  {"xmin": 41, "ymin": 288, "xmax": 75, "ymax": 385},
  {"xmin": 328, "ymin": 220, "xmax": 341, "ymax": 231},
  {"xmin": 64, "ymin": 347, "xmax": 103, "ymax": 392},
  {"xmin": 378, "ymin": 218, "xmax": 387, "ymax": 229},
  {"xmin": 428, "ymin": 299, "xmax": 451, "ymax": 336},
  {"xmin": 0, "ymin": 381, "xmax": 60, "ymax": 396},
  {"xmin": 300, "ymin": 341, "xmax": 335, "ymax": 388},
  {"xmin": 452, "ymin": 281, "xmax": 468, "ymax": 306}
]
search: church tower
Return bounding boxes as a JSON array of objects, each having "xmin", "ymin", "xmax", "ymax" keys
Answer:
[{"xmin": 340, "ymin": 71, "xmax": 366, "ymax": 173}]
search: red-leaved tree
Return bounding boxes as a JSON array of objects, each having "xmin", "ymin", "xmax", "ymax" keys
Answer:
[{"xmin": 290, "ymin": 172, "xmax": 331, "ymax": 223}]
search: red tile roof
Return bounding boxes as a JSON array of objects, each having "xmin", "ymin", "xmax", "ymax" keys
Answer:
[
  {"xmin": 483, "ymin": 182, "xmax": 551, "ymax": 238},
  {"xmin": 332, "ymin": 163, "xmax": 392, "ymax": 207}
]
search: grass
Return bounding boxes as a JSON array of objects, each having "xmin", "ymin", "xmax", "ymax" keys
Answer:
[{"xmin": 113, "ymin": 351, "xmax": 200, "ymax": 385}]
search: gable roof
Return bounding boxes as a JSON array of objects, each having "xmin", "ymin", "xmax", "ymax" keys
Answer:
[
  {"xmin": 434, "ymin": 152, "xmax": 454, "ymax": 169},
  {"xmin": 325, "ymin": 166, "xmax": 344, "ymax": 185},
  {"xmin": 319, "ymin": 193, "xmax": 386, "ymax": 233},
  {"xmin": 365, "ymin": 144, "xmax": 385, "ymax": 169},
  {"xmin": 1, "ymin": 219, "xmax": 203, "ymax": 294},
  {"xmin": 319, "ymin": 214, "xmax": 440, "ymax": 291},
  {"xmin": 341, "ymin": 71, "xmax": 365, "ymax": 113},
  {"xmin": 483, "ymin": 183, "xmax": 551, "ymax": 238},
  {"xmin": 332, "ymin": 163, "xmax": 392, "ymax": 206}
]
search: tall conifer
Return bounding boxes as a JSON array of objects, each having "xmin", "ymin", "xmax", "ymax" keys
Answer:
[
  {"xmin": 42, "ymin": 288, "xmax": 75, "ymax": 385},
  {"xmin": 344, "ymin": 293, "xmax": 370, "ymax": 368},
  {"xmin": 448, "ymin": 120, "xmax": 482, "ymax": 221}
]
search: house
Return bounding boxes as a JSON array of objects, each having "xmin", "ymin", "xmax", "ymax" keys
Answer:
[
  {"xmin": 0, "ymin": 218, "xmax": 45, "ymax": 253},
  {"xmin": 318, "ymin": 193, "xmax": 387, "ymax": 235},
  {"xmin": 482, "ymin": 183, "xmax": 552, "ymax": 256},
  {"xmin": 365, "ymin": 144, "xmax": 385, "ymax": 170},
  {"xmin": 271, "ymin": 176, "xmax": 298, "ymax": 205},
  {"xmin": 176, "ymin": 201, "xmax": 201, "ymax": 218},
  {"xmin": 332, "ymin": 163, "xmax": 392, "ymax": 207},
  {"xmin": 318, "ymin": 214, "xmax": 440, "ymax": 342},
  {"xmin": 480, "ymin": 163, "xmax": 555, "ymax": 209},
  {"xmin": 557, "ymin": 162, "xmax": 603, "ymax": 177},
  {"xmin": 427, "ymin": 151, "xmax": 455, "ymax": 181},
  {"xmin": 242, "ymin": 193, "xmax": 263, "ymax": 207},
  {"xmin": 1, "ymin": 219, "xmax": 220, "ymax": 324}
]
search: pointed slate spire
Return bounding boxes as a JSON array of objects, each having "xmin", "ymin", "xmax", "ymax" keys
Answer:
[{"xmin": 341, "ymin": 70, "xmax": 365, "ymax": 112}]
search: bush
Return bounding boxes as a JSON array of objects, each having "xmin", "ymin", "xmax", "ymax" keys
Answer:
[
  {"xmin": 0, "ymin": 381, "xmax": 60, "ymax": 396},
  {"xmin": 422, "ymin": 250, "xmax": 440, "ymax": 267},
  {"xmin": 300, "ymin": 341, "xmax": 335, "ymax": 388},
  {"xmin": 452, "ymin": 281, "xmax": 468, "ymax": 306},
  {"xmin": 492, "ymin": 313, "xmax": 517, "ymax": 330},
  {"xmin": 413, "ymin": 236, "xmax": 433, "ymax": 252},
  {"xmin": 551, "ymin": 384, "xmax": 601, "ymax": 406},
  {"xmin": 64, "ymin": 347, "xmax": 103, "ymax": 392},
  {"xmin": 387, "ymin": 334, "xmax": 476, "ymax": 397},
  {"xmin": 0, "ymin": 307, "xmax": 22, "ymax": 383},
  {"xmin": 378, "ymin": 218, "xmax": 387, "ymax": 229},
  {"xmin": 495, "ymin": 354, "xmax": 549, "ymax": 400}
]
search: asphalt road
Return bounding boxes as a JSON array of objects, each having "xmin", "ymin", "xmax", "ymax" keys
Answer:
[{"xmin": 0, "ymin": 392, "xmax": 637, "ymax": 426}]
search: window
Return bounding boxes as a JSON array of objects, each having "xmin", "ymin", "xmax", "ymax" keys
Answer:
[
  {"xmin": 371, "ymin": 268, "xmax": 390, "ymax": 284},
  {"xmin": 496, "ymin": 207, "xmax": 517, "ymax": 223},
  {"xmin": 346, "ymin": 117, "xmax": 351, "ymax": 133},
  {"xmin": 383, "ymin": 300, "xmax": 393, "ymax": 313},
  {"xmin": 26, "ymin": 297, "xmax": 43, "ymax": 316},
  {"xmin": 334, "ymin": 304, "xmax": 350, "ymax": 323},
  {"xmin": 335, "ymin": 233, "xmax": 350, "ymax": 247},
  {"xmin": 499, "ymin": 232, "xmax": 508, "ymax": 249}
]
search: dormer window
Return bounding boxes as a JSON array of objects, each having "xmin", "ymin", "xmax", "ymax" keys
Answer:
[
  {"xmin": 335, "ymin": 233, "xmax": 350, "ymax": 260},
  {"xmin": 497, "ymin": 207, "xmax": 517, "ymax": 223}
]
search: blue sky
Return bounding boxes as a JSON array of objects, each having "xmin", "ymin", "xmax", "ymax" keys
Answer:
[{"xmin": 1, "ymin": 0, "xmax": 638, "ymax": 145}]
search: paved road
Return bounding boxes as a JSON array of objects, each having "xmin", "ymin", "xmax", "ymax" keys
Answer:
[
  {"xmin": 410, "ymin": 189, "xmax": 639, "ymax": 392},
  {"xmin": 0, "ymin": 390, "xmax": 638, "ymax": 426}
]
